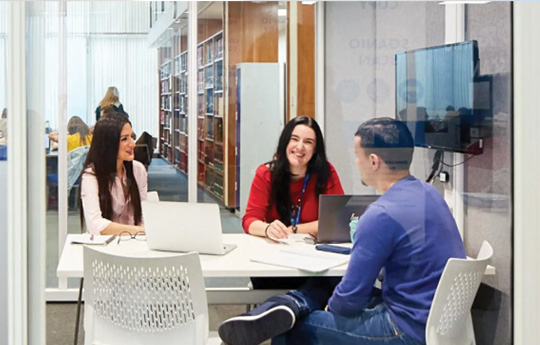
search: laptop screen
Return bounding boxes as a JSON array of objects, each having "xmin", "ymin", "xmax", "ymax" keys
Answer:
[{"xmin": 318, "ymin": 195, "xmax": 379, "ymax": 243}]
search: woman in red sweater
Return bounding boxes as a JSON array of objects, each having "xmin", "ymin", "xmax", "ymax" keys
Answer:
[{"xmin": 243, "ymin": 115, "xmax": 344, "ymax": 240}]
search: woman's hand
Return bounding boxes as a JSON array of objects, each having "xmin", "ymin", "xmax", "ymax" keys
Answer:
[
  {"xmin": 131, "ymin": 225, "xmax": 145, "ymax": 235},
  {"xmin": 265, "ymin": 220, "xmax": 292, "ymax": 240},
  {"xmin": 286, "ymin": 221, "xmax": 319, "ymax": 238}
]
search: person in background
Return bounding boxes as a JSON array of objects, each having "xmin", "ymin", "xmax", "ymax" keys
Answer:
[
  {"xmin": 48, "ymin": 116, "xmax": 93, "ymax": 152},
  {"xmin": 0, "ymin": 108, "xmax": 7, "ymax": 144},
  {"xmin": 80, "ymin": 113, "xmax": 147, "ymax": 235},
  {"xmin": 218, "ymin": 117, "xmax": 466, "ymax": 345},
  {"xmin": 95, "ymin": 86, "xmax": 126, "ymax": 121},
  {"xmin": 99, "ymin": 104, "xmax": 122, "ymax": 120},
  {"xmin": 243, "ymin": 115, "xmax": 344, "ymax": 289}
]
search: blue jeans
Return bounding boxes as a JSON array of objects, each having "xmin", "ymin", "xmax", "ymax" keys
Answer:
[{"xmin": 271, "ymin": 282, "xmax": 421, "ymax": 345}]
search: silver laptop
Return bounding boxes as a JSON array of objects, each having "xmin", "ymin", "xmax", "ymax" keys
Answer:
[
  {"xmin": 142, "ymin": 201, "xmax": 237, "ymax": 255},
  {"xmin": 318, "ymin": 195, "xmax": 379, "ymax": 243}
]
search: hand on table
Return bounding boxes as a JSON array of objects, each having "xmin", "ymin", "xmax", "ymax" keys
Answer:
[{"xmin": 265, "ymin": 220, "xmax": 292, "ymax": 240}]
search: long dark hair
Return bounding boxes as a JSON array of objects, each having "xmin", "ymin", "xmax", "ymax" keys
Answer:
[
  {"xmin": 67, "ymin": 116, "xmax": 90, "ymax": 146},
  {"xmin": 270, "ymin": 116, "xmax": 330, "ymax": 225},
  {"xmin": 79, "ymin": 113, "xmax": 142, "ymax": 230}
]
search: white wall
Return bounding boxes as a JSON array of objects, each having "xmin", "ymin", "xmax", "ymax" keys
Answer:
[
  {"xmin": 0, "ymin": 161, "xmax": 7, "ymax": 345},
  {"xmin": 513, "ymin": 2, "xmax": 540, "ymax": 343}
]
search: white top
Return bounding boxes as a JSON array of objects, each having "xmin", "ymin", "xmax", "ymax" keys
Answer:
[{"xmin": 81, "ymin": 160, "xmax": 147, "ymax": 234}]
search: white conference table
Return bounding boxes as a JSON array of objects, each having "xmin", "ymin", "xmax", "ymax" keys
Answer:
[
  {"xmin": 57, "ymin": 233, "xmax": 349, "ymax": 280},
  {"xmin": 59, "ymin": 233, "xmax": 350, "ymax": 345},
  {"xmin": 58, "ymin": 232, "xmax": 494, "ymax": 345},
  {"xmin": 57, "ymin": 233, "xmax": 495, "ymax": 280}
]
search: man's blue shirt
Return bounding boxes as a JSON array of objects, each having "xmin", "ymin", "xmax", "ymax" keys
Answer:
[{"xmin": 328, "ymin": 175, "xmax": 466, "ymax": 344}]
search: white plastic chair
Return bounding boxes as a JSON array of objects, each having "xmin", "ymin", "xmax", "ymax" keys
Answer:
[
  {"xmin": 83, "ymin": 247, "xmax": 221, "ymax": 345},
  {"xmin": 425, "ymin": 241, "xmax": 493, "ymax": 345}
]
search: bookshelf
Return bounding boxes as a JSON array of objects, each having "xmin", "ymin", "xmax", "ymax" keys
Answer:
[
  {"xmin": 159, "ymin": 43, "xmax": 173, "ymax": 163},
  {"xmin": 198, "ymin": 31, "xmax": 225, "ymax": 201},
  {"xmin": 159, "ymin": 30, "xmax": 189, "ymax": 172},
  {"xmin": 155, "ymin": 1, "xmax": 284, "ymax": 209},
  {"xmin": 159, "ymin": 29, "xmax": 224, "ymax": 202},
  {"xmin": 175, "ymin": 46, "xmax": 188, "ymax": 173}
]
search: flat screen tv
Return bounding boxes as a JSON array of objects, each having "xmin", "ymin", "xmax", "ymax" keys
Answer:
[{"xmin": 395, "ymin": 40, "xmax": 491, "ymax": 155}]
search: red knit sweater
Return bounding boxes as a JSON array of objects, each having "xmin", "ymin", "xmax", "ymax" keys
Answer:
[{"xmin": 242, "ymin": 162, "xmax": 344, "ymax": 233}]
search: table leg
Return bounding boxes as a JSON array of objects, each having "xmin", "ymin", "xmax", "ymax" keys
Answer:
[{"xmin": 74, "ymin": 278, "xmax": 84, "ymax": 345}]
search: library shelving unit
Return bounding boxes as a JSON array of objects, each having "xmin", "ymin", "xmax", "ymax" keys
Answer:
[
  {"xmin": 158, "ymin": 29, "xmax": 224, "ymax": 202},
  {"xmin": 155, "ymin": 1, "xmax": 291, "ymax": 210},
  {"xmin": 159, "ymin": 44, "xmax": 173, "ymax": 163},
  {"xmin": 198, "ymin": 31, "xmax": 224, "ymax": 201},
  {"xmin": 160, "ymin": 31, "xmax": 189, "ymax": 172},
  {"xmin": 173, "ymin": 31, "xmax": 188, "ymax": 173}
]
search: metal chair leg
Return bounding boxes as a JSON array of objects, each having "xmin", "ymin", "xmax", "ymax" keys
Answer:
[{"xmin": 74, "ymin": 278, "xmax": 84, "ymax": 345}]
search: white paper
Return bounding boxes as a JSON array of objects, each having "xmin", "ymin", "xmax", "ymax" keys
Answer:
[
  {"xmin": 70, "ymin": 234, "xmax": 116, "ymax": 245},
  {"xmin": 251, "ymin": 247, "xmax": 349, "ymax": 273},
  {"xmin": 273, "ymin": 234, "xmax": 313, "ymax": 245}
]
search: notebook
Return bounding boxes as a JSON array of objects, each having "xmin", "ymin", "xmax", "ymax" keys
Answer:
[
  {"xmin": 142, "ymin": 201, "xmax": 237, "ymax": 255},
  {"xmin": 317, "ymin": 194, "xmax": 379, "ymax": 243}
]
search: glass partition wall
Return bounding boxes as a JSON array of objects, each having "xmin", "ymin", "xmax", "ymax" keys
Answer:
[
  {"xmin": 4, "ymin": 1, "xmax": 516, "ymax": 343},
  {"xmin": 323, "ymin": 2, "xmax": 512, "ymax": 345},
  {"xmin": 0, "ymin": 2, "xmax": 9, "ymax": 341},
  {"xmin": 32, "ymin": 2, "xmax": 159, "ymax": 291},
  {"xmin": 41, "ymin": 0, "xmax": 293, "ymax": 295}
]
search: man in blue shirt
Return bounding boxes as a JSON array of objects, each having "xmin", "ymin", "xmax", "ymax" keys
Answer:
[{"xmin": 218, "ymin": 117, "xmax": 466, "ymax": 345}]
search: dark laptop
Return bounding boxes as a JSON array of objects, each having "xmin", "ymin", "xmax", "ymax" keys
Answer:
[{"xmin": 317, "ymin": 195, "xmax": 379, "ymax": 243}]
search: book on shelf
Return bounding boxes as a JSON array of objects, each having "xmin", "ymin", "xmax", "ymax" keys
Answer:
[
  {"xmin": 197, "ymin": 45, "xmax": 204, "ymax": 66},
  {"xmin": 197, "ymin": 71, "xmax": 204, "ymax": 93},
  {"xmin": 214, "ymin": 35, "xmax": 223, "ymax": 60},
  {"xmin": 205, "ymin": 65, "xmax": 214, "ymax": 88},
  {"xmin": 205, "ymin": 40, "xmax": 214, "ymax": 64}
]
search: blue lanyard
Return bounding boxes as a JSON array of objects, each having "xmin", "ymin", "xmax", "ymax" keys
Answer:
[{"xmin": 291, "ymin": 173, "xmax": 310, "ymax": 227}]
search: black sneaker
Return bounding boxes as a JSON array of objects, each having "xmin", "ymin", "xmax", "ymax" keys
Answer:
[{"xmin": 218, "ymin": 305, "xmax": 295, "ymax": 345}]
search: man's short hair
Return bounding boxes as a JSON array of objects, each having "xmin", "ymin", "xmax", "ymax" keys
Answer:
[{"xmin": 355, "ymin": 117, "xmax": 414, "ymax": 170}]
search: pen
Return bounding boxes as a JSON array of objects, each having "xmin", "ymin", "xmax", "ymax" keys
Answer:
[{"xmin": 104, "ymin": 235, "xmax": 116, "ymax": 245}]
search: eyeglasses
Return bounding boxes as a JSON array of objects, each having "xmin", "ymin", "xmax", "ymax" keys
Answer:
[{"xmin": 117, "ymin": 231, "xmax": 146, "ymax": 244}]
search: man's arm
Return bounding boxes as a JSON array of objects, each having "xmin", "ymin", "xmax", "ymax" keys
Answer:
[{"xmin": 328, "ymin": 207, "xmax": 397, "ymax": 315}]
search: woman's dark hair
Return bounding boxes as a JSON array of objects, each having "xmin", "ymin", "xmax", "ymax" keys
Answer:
[
  {"xmin": 67, "ymin": 116, "xmax": 90, "ymax": 146},
  {"xmin": 270, "ymin": 115, "xmax": 330, "ymax": 225},
  {"xmin": 79, "ymin": 112, "xmax": 142, "ymax": 230}
]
